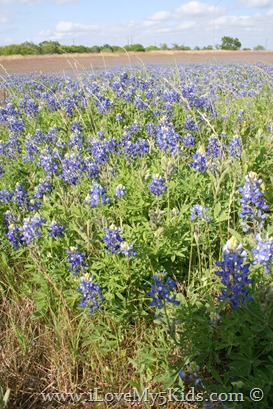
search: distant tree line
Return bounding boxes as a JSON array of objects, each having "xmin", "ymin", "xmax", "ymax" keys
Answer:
[{"xmin": 0, "ymin": 37, "xmax": 267, "ymax": 56}]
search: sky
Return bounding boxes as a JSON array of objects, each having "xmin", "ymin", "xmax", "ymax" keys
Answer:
[{"xmin": 0, "ymin": 0, "xmax": 272, "ymax": 50}]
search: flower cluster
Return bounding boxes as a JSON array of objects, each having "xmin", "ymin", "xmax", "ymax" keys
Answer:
[
  {"xmin": 190, "ymin": 150, "xmax": 207, "ymax": 172},
  {"xmin": 190, "ymin": 205, "xmax": 210, "ymax": 222},
  {"xmin": 148, "ymin": 271, "xmax": 180, "ymax": 310},
  {"xmin": 102, "ymin": 225, "xmax": 136, "ymax": 257},
  {"xmin": 120, "ymin": 241, "xmax": 136, "ymax": 257},
  {"xmin": 103, "ymin": 225, "xmax": 124, "ymax": 253},
  {"xmin": 179, "ymin": 362, "xmax": 202, "ymax": 386},
  {"xmin": 252, "ymin": 234, "xmax": 273, "ymax": 274},
  {"xmin": 114, "ymin": 184, "xmax": 126, "ymax": 198},
  {"xmin": 19, "ymin": 214, "xmax": 46, "ymax": 245},
  {"xmin": 77, "ymin": 273, "xmax": 104, "ymax": 314},
  {"xmin": 148, "ymin": 174, "xmax": 167, "ymax": 197},
  {"xmin": 215, "ymin": 236, "xmax": 253, "ymax": 309},
  {"xmin": 48, "ymin": 221, "xmax": 65, "ymax": 237},
  {"xmin": 238, "ymin": 172, "xmax": 268, "ymax": 233},
  {"xmin": 66, "ymin": 246, "xmax": 87, "ymax": 275},
  {"xmin": 84, "ymin": 181, "xmax": 110, "ymax": 208}
]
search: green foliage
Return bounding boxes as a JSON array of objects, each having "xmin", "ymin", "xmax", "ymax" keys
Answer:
[
  {"xmin": 123, "ymin": 43, "xmax": 145, "ymax": 52},
  {"xmin": 1, "ymin": 63, "xmax": 273, "ymax": 407},
  {"xmin": 39, "ymin": 40, "xmax": 61, "ymax": 54},
  {"xmin": 253, "ymin": 45, "xmax": 265, "ymax": 50},
  {"xmin": 221, "ymin": 36, "xmax": 242, "ymax": 50},
  {"xmin": 145, "ymin": 45, "xmax": 160, "ymax": 52},
  {"xmin": 159, "ymin": 43, "xmax": 169, "ymax": 50}
]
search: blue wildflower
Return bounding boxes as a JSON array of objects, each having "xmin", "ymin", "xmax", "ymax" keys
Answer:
[
  {"xmin": 252, "ymin": 234, "xmax": 273, "ymax": 274},
  {"xmin": 238, "ymin": 172, "xmax": 267, "ymax": 233},
  {"xmin": 148, "ymin": 174, "xmax": 167, "ymax": 197},
  {"xmin": 179, "ymin": 362, "xmax": 202, "ymax": 386},
  {"xmin": 190, "ymin": 205, "xmax": 210, "ymax": 222},
  {"xmin": 120, "ymin": 241, "xmax": 136, "ymax": 257},
  {"xmin": 84, "ymin": 182, "xmax": 110, "ymax": 208},
  {"xmin": 48, "ymin": 221, "xmax": 65, "ymax": 237},
  {"xmin": 114, "ymin": 184, "xmax": 125, "ymax": 198},
  {"xmin": 66, "ymin": 246, "xmax": 87, "ymax": 275},
  {"xmin": 215, "ymin": 237, "xmax": 253, "ymax": 309},
  {"xmin": 103, "ymin": 225, "xmax": 125, "ymax": 253},
  {"xmin": 19, "ymin": 214, "xmax": 46, "ymax": 245},
  {"xmin": 190, "ymin": 150, "xmax": 207, "ymax": 172},
  {"xmin": 148, "ymin": 271, "xmax": 180, "ymax": 310},
  {"xmin": 77, "ymin": 273, "xmax": 104, "ymax": 314},
  {"xmin": 0, "ymin": 190, "xmax": 13, "ymax": 202}
]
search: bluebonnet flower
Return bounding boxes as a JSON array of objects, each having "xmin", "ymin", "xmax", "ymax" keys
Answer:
[
  {"xmin": 103, "ymin": 225, "xmax": 125, "ymax": 253},
  {"xmin": 215, "ymin": 236, "xmax": 253, "ymax": 310},
  {"xmin": 84, "ymin": 181, "xmax": 110, "ymax": 208},
  {"xmin": 13, "ymin": 183, "xmax": 29, "ymax": 208},
  {"xmin": 60, "ymin": 152, "xmax": 85, "ymax": 185},
  {"xmin": 252, "ymin": 234, "xmax": 273, "ymax": 274},
  {"xmin": 183, "ymin": 133, "xmax": 195, "ymax": 147},
  {"xmin": 226, "ymin": 136, "xmax": 242, "ymax": 158},
  {"xmin": 66, "ymin": 246, "xmax": 87, "ymax": 275},
  {"xmin": 238, "ymin": 172, "xmax": 268, "ymax": 233},
  {"xmin": 77, "ymin": 273, "xmax": 104, "ymax": 314},
  {"xmin": 27, "ymin": 199, "xmax": 41, "ymax": 212},
  {"xmin": 68, "ymin": 131, "xmax": 84, "ymax": 150},
  {"xmin": 120, "ymin": 241, "xmax": 136, "ymax": 257},
  {"xmin": 206, "ymin": 136, "xmax": 222, "ymax": 159},
  {"xmin": 0, "ymin": 190, "xmax": 13, "ymax": 202},
  {"xmin": 37, "ymin": 147, "xmax": 60, "ymax": 175},
  {"xmin": 7, "ymin": 118, "xmax": 24, "ymax": 133},
  {"xmin": 19, "ymin": 214, "xmax": 46, "ymax": 245},
  {"xmin": 23, "ymin": 137, "xmax": 39, "ymax": 162},
  {"xmin": 190, "ymin": 149, "xmax": 207, "ymax": 172},
  {"xmin": 48, "ymin": 221, "xmax": 65, "ymax": 237},
  {"xmin": 5, "ymin": 223, "xmax": 23, "ymax": 249},
  {"xmin": 33, "ymin": 178, "xmax": 52, "ymax": 199},
  {"xmin": 114, "ymin": 184, "xmax": 125, "ymax": 198},
  {"xmin": 115, "ymin": 113, "xmax": 123, "ymax": 121},
  {"xmin": 190, "ymin": 205, "xmax": 210, "ymax": 222},
  {"xmin": 183, "ymin": 116, "xmax": 199, "ymax": 133},
  {"xmin": 155, "ymin": 118, "xmax": 182, "ymax": 154},
  {"xmin": 148, "ymin": 174, "xmax": 167, "ymax": 196},
  {"xmin": 179, "ymin": 362, "xmax": 202, "ymax": 386},
  {"xmin": 208, "ymin": 311, "xmax": 221, "ymax": 326},
  {"xmin": 148, "ymin": 271, "xmax": 180, "ymax": 310},
  {"xmin": 95, "ymin": 94, "xmax": 111, "ymax": 114},
  {"xmin": 71, "ymin": 120, "xmax": 82, "ymax": 133}
]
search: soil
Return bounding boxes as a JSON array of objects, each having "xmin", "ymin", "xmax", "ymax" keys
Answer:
[{"xmin": 0, "ymin": 50, "xmax": 273, "ymax": 75}]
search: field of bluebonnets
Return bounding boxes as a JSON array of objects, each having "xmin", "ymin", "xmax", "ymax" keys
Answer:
[{"xmin": 1, "ymin": 62, "xmax": 273, "ymax": 408}]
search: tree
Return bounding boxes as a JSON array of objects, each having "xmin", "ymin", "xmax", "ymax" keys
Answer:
[
  {"xmin": 39, "ymin": 41, "xmax": 61, "ymax": 54},
  {"xmin": 220, "ymin": 36, "xmax": 241, "ymax": 50},
  {"xmin": 124, "ymin": 44, "xmax": 145, "ymax": 52},
  {"xmin": 159, "ymin": 43, "xmax": 169, "ymax": 50},
  {"xmin": 253, "ymin": 45, "xmax": 265, "ymax": 50}
]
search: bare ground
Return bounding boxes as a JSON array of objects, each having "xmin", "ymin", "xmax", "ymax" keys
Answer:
[{"xmin": 0, "ymin": 50, "xmax": 273, "ymax": 75}]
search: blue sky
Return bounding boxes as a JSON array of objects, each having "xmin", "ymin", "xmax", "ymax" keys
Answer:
[{"xmin": 0, "ymin": 0, "xmax": 272, "ymax": 49}]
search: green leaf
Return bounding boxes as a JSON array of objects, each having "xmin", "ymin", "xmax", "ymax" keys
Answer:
[
  {"xmin": 214, "ymin": 202, "xmax": 221, "ymax": 219},
  {"xmin": 228, "ymin": 228, "xmax": 242, "ymax": 242}
]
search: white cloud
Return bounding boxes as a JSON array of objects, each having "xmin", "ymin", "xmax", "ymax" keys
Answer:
[
  {"xmin": 239, "ymin": 0, "xmax": 272, "ymax": 7},
  {"xmin": 175, "ymin": 1, "xmax": 221, "ymax": 16}
]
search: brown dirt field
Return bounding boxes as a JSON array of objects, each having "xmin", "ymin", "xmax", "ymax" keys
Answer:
[{"xmin": 0, "ymin": 50, "xmax": 273, "ymax": 75}]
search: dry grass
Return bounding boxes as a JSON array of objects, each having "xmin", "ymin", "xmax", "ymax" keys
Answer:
[{"xmin": 0, "ymin": 50, "xmax": 272, "ymax": 74}]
